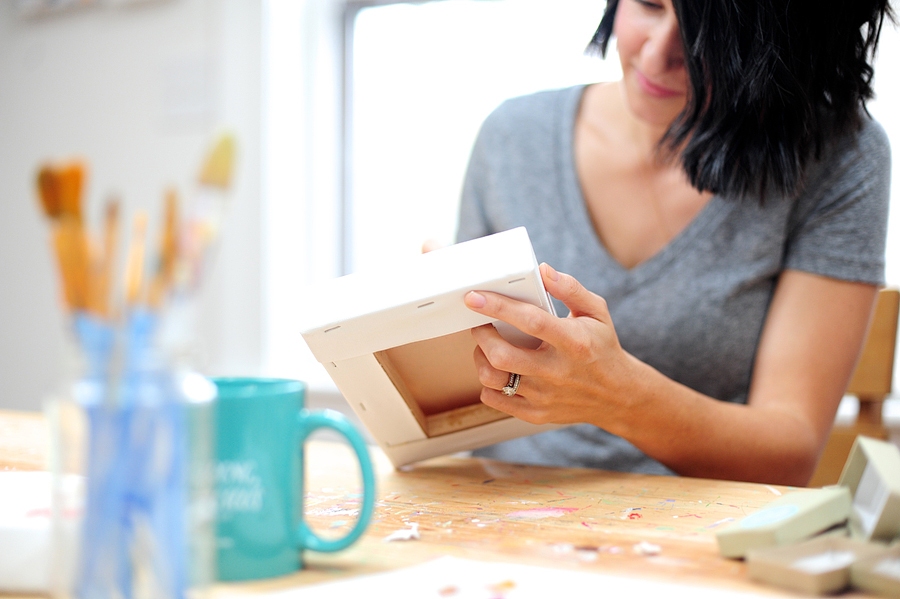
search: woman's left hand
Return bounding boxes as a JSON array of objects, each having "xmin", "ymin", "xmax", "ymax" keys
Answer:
[{"xmin": 465, "ymin": 262, "xmax": 639, "ymax": 428}]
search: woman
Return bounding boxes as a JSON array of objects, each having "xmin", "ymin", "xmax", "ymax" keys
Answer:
[{"xmin": 458, "ymin": 0, "xmax": 894, "ymax": 485}]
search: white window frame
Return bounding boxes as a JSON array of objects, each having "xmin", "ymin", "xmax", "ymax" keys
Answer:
[{"xmin": 263, "ymin": 0, "xmax": 346, "ymax": 391}]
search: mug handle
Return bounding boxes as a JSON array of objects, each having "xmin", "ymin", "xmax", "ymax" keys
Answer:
[{"xmin": 295, "ymin": 408, "xmax": 376, "ymax": 552}]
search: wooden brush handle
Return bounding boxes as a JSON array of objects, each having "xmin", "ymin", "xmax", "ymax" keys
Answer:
[{"xmin": 53, "ymin": 217, "xmax": 90, "ymax": 311}]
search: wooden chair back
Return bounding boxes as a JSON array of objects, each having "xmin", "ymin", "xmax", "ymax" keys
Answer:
[{"xmin": 807, "ymin": 288, "xmax": 899, "ymax": 487}]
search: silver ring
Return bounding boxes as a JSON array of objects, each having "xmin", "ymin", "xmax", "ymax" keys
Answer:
[{"xmin": 501, "ymin": 372, "xmax": 521, "ymax": 397}]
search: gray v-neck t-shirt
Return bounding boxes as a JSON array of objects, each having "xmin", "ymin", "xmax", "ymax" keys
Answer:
[{"xmin": 457, "ymin": 85, "xmax": 891, "ymax": 475}]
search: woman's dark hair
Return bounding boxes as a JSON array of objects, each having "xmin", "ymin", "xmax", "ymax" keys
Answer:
[{"xmin": 589, "ymin": 0, "xmax": 894, "ymax": 200}]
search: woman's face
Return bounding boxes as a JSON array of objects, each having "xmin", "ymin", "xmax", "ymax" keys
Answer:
[{"xmin": 614, "ymin": 0, "xmax": 688, "ymax": 128}]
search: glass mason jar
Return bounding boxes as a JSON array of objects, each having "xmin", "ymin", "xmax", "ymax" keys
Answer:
[{"xmin": 48, "ymin": 309, "xmax": 216, "ymax": 599}]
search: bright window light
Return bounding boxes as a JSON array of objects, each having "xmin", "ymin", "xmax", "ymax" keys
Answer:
[{"xmin": 348, "ymin": 0, "xmax": 620, "ymax": 274}]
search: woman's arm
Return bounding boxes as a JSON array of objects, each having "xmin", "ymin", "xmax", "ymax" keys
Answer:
[{"xmin": 465, "ymin": 263, "xmax": 878, "ymax": 485}]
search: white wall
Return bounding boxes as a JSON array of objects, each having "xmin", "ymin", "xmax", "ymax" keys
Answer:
[
  {"xmin": 870, "ymin": 18, "xmax": 900, "ymax": 291},
  {"xmin": 0, "ymin": 0, "xmax": 263, "ymax": 411}
]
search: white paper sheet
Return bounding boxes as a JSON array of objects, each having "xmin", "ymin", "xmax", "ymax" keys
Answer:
[{"xmin": 257, "ymin": 555, "xmax": 787, "ymax": 599}]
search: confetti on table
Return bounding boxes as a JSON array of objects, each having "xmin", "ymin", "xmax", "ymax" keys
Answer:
[
  {"xmin": 633, "ymin": 541, "xmax": 662, "ymax": 555},
  {"xmin": 384, "ymin": 522, "xmax": 420, "ymax": 542}
]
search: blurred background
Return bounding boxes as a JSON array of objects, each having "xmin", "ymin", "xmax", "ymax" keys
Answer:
[{"xmin": 2, "ymin": 0, "xmax": 899, "ymax": 424}]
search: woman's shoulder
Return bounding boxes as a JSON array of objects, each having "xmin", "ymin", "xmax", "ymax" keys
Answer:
[
  {"xmin": 478, "ymin": 85, "xmax": 586, "ymax": 140},
  {"xmin": 821, "ymin": 112, "xmax": 891, "ymax": 172},
  {"xmin": 785, "ymin": 112, "xmax": 891, "ymax": 229},
  {"xmin": 491, "ymin": 85, "xmax": 585, "ymax": 116},
  {"xmin": 855, "ymin": 114, "xmax": 891, "ymax": 161}
]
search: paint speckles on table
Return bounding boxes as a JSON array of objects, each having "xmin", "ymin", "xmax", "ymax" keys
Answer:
[
  {"xmin": 506, "ymin": 507, "xmax": 579, "ymax": 519},
  {"xmin": 621, "ymin": 507, "xmax": 642, "ymax": 520}
]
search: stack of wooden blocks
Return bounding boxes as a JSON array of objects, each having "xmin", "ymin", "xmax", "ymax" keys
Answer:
[{"xmin": 717, "ymin": 436, "xmax": 900, "ymax": 596}]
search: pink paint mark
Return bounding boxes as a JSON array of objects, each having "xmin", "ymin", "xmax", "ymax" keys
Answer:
[
  {"xmin": 26, "ymin": 507, "xmax": 81, "ymax": 519},
  {"xmin": 706, "ymin": 517, "xmax": 735, "ymax": 529},
  {"xmin": 506, "ymin": 507, "xmax": 579, "ymax": 519},
  {"xmin": 581, "ymin": 521, "xmax": 593, "ymax": 530},
  {"xmin": 627, "ymin": 512, "xmax": 643, "ymax": 520}
]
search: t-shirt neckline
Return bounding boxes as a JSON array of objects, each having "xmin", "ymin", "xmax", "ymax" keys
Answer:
[{"xmin": 557, "ymin": 84, "xmax": 733, "ymax": 286}]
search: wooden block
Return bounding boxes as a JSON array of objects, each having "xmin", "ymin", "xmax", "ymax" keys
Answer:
[
  {"xmin": 716, "ymin": 487, "xmax": 852, "ymax": 558},
  {"xmin": 851, "ymin": 545, "xmax": 900, "ymax": 597},
  {"xmin": 839, "ymin": 436, "xmax": 900, "ymax": 542},
  {"xmin": 748, "ymin": 535, "xmax": 888, "ymax": 595},
  {"xmin": 809, "ymin": 426, "xmax": 889, "ymax": 488}
]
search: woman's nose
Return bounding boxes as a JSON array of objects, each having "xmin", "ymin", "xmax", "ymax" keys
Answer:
[{"xmin": 642, "ymin": 17, "xmax": 685, "ymax": 74}]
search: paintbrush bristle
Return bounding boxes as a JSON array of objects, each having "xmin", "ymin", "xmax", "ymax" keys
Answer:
[
  {"xmin": 197, "ymin": 133, "xmax": 236, "ymax": 189},
  {"xmin": 36, "ymin": 166, "xmax": 63, "ymax": 220},
  {"xmin": 59, "ymin": 162, "xmax": 85, "ymax": 222},
  {"xmin": 105, "ymin": 197, "xmax": 119, "ymax": 221},
  {"xmin": 96, "ymin": 197, "xmax": 121, "ymax": 317},
  {"xmin": 124, "ymin": 211, "xmax": 149, "ymax": 307}
]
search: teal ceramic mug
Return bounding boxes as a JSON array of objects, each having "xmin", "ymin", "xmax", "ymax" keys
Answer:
[{"xmin": 212, "ymin": 378, "xmax": 375, "ymax": 581}]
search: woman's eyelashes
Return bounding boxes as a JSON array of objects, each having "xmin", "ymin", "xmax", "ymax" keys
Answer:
[{"xmin": 634, "ymin": 0, "xmax": 664, "ymax": 11}]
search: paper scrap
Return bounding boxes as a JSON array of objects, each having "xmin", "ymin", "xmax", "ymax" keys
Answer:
[
  {"xmin": 633, "ymin": 541, "xmax": 662, "ymax": 555},
  {"xmin": 383, "ymin": 522, "xmax": 420, "ymax": 542},
  {"xmin": 271, "ymin": 555, "xmax": 780, "ymax": 599}
]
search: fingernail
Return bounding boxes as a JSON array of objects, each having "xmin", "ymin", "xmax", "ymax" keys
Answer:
[
  {"xmin": 542, "ymin": 263, "xmax": 560, "ymax": 282},
  {"xmin": 466, "ymin": 291, "xmax": 486, "ymax": 308}
]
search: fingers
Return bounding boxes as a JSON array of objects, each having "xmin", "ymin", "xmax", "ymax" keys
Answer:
[
  {"xmin": 464, "ymin": 264, "xmax": 610, "ymax": 345},
  {"xmin": 472, "ymin": 340, "xmax": 511, "ymax": 390},
  {"xmin": 465, "ymin": 290, "xmax": 559, "ymax": 346},
  {"xmin": 540, "ymin": 263, "xmax": 610, "ymax": 322},
  {"xmin": 470, "ymin": 327, "xmax": 553, "ymax": 428},
  {"xmin": 462, "ymin": 264, "xmax": 619, "ymax": 428},
  {"xmin": 471, "ymin": 334, "xmax": 528, "ymax": 415},
  {"xmin": 472, "ymin": 343, "xmax": 546, "ymax": 422},
  {"xmin": 479, "ymin": 382, "xmax": 554, "ymax": 425},
  {"xmin": 470, "ymin": 322, "xmax": 541, "ymax": 380}
]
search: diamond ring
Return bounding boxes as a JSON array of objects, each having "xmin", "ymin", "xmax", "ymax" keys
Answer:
[{"xmin": 501, "ymin": 372, "xmax": 521, "ymax": 397}]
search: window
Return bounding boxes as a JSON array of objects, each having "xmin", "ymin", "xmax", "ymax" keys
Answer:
[
  {"xmin": 346, "ymin": 0, "xmax": 617, "ymax": 274},
  {"xmin": 265, "ymin": 0, "xmax": 617, "ymax": 388}
]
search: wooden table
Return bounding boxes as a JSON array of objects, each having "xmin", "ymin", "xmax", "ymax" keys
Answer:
[{"xmin": 0, "ymin": 409, "xmax": 873, "ymax": 597}]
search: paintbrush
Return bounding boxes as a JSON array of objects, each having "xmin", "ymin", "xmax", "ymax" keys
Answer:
[
  {"xmin": 95, "ymin": 198, "xmax": 120, "ymax": 318},
  {"xmin": 198, "ymin": 133, "xmax": 236, "ymax": 190},
  {"xmin": 57, "ymin": 216, "xmax": 91, "ymax": 311},
  {"xmin": 59, "ymin": 163, "xmax": 90, "ymax": 312},
  {"xmin": 36, "ymin": 166, "xmax": 63, "ymax": 220},
  {"xmin": 36, "ymin": 166, "xmax": 72, "ymax": 308},
  {"xmin": 179, "ymin": 133, "xmax": 237, "ymax": 292},
  {"xmin": 147, "ymin": 189, "xmax": 179, "ymax": 309},
  {"xmin": 36, "ymin": 164, "xmax": 91, "ymax": 311},
  {"xmin": 58, "ymin": 162, "xmax": 85, "ymax": 224},
  {"xmin": 124, "ymin": 211, "xmax": 148, "ymax": 309}
]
